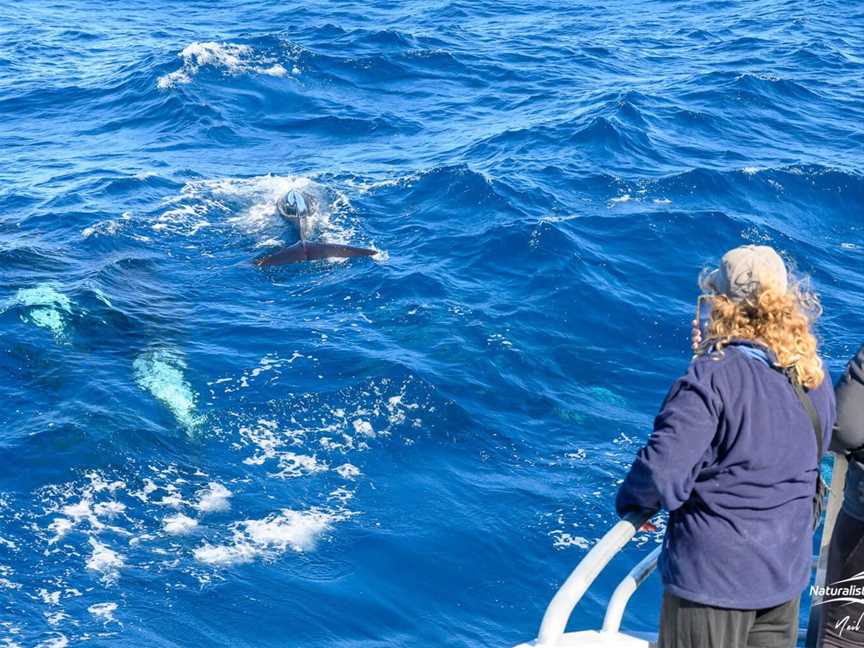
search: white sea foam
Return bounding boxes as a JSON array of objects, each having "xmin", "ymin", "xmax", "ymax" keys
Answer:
[
  {"xmin": 35, "ymin": 636, "xmax": 68, "ymax": 648},
  {"xmin": 259, "ymin": 63, "xmax": 288, "ymax": 77},
  {"xmin": 335, "ymin": 463, "xmax": 361, "ymax": 480},
  {"xmin": 61, "ymin": 499, "xmax": 93, "ymax": 521},
  {"xmin": 1, "ymin": 284, "xmax": 72, "ymax": 338},
  {"xmin": 133, "ymin": 350, "xmax": 202, "ymax": 432},
  {"xmin": 48, "ymin": 517, "xmax": 74, "ymax": 544},
  {"xmin": 328, "ymin": 487, "xmax": 354, "ymax": 505},
  {"xmin": 87, "ymin": 602, "xmax": 118, "ymax": 622},
  {"xmin": 243, "ymin": 510, "xmax": 330, "ymax": 551},
  {"xmin": 52, "ymin": 493, "xmax": 106, "ymax": 539},
  {"xmin": 608, "ymin": 193, "xmax": 632, "ymax": 205},
  {"xmin": 192, "ymin": 542, "xmax": 256, "ymax": 566},
  {"xmin": 352, "ymin": 419, "xmax": 375, "ymax": 437},
  {"xmin": 45, "ymin": 611, "xmax": 68, "ymax": 626},
  {"xmin": 194, "ymin": 509, "xmax": 333, "ymax": 566},
  {"xmin": 15, "ymin": 370, "xmax": 419, "ymax": 602},
  {"xmin": 194, "ymin": 482, "xmax": 232, "ymax": 513},
  {"xmin": 163, "ymin": 513, "xmax": 198, "ymax": 535},
  {"xmin": 93, "ymin": 501, "xmax": 125, "ymax": 517},
  {"xmin": 86, "ymin": 538, "xmax": 124, "ymax": 583},
  {"xmin": 240, "ymin": 419, "xmax": 283, "ymax": 465},
  {"xmin": 38, "ymin": 590, "xmax": 61, "ymax": 606},
  {"xmin": 0, "ymin": 577, "xmax": 21, "ymax": 590},
  {"xmin": 82, "ymin": 212, "xmax": 132, "ymax": 238},
  {"xmin": 345, "ymin": 171, "xmax": 423, "ymax": 193},
  {"xmin": 550, "ymin": 531, "xmax": 591, "ymax": 550},
  {"xmin": 275, "ymin": 453, "xmax": 328, "ymax": 479},
  {"xmin": 156, "ymin": 174, "xmax": 311, "ymax": 236},
  {"xmin": 155, "ymin": 174, "xmax": 379, "ymax": 257},
  {"xmin": 158, "ymin": 41, "xmax": 290, "ymax": 89},
  {"xmin": 223, "ymin": 353, "xmax": 306, "ymax": 397}
]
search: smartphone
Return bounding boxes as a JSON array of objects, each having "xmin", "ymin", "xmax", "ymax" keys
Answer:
[{"xmin": 695, "ymin": 295, "xmax": 711, "ymax": 337}]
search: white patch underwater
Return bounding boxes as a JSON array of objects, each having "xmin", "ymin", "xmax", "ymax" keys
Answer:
[
  {"xmin": 133, "ymin": 350, "xmax": 202, "ymax": 433},
  {"xmin": 1, "ymin": 284, "xmax": 73, "ymax": 339}
]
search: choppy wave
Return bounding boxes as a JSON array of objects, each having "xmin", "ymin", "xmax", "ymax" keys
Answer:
[{"xmin": 157, "ymin": 41, "xmax": 292, "ymax": 89}]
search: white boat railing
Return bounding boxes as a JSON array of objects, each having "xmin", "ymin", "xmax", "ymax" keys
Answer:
[
  {"xmin": 602, "ymin": 545, "xmax": 661, "ymax": 635},
  {"xmin": 521, "ymin": 509, "xmax": 656, "ymax": 647}
]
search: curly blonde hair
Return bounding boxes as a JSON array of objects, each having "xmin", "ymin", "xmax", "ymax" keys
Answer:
[{"xmin": 697, "ymin": 279, "xmax": 825, "ymax": 389}]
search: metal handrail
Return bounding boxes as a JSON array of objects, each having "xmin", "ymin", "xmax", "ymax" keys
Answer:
[
  {"xmin": 602, "ymin": 545, "xmax": 661, "ymax": 634},
  {"xmin": 534, "ymin": 509, "xmax": 656, "ymax": 646}
]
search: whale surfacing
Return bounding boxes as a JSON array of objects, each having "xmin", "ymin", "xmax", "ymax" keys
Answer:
[{"xmin": 254, "ymin": 190, "xmax": 376, "ymax": 266}]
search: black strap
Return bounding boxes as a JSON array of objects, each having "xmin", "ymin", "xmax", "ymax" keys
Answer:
[
  {"xmin": 782, "ymin": 368, "xmax": 827, "ymax": 528},
  {"xmin": 783, "ymin": 367, "xmax": 824, "ymax": 466}
]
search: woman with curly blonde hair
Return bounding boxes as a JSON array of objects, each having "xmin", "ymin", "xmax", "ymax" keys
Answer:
[
  {"xmin": 616, "ymin": 245, "xmax": 835, "ymax": 648},
  {"xmin": 695, "ymin": 268, "xmax": 824, "ymax": 389}
]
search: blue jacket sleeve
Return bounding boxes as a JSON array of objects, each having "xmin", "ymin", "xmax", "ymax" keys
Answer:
[{"xmin": 616, "ymin": 369, "xmax": 720, "ymax": 516}]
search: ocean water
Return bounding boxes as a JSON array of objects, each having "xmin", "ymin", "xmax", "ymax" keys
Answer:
[{"xmin": 1, "ymin": 0, "xmax": 863, "ymax": 645}]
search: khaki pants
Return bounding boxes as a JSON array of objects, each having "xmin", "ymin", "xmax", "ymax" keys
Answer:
[{"xmin": 658, "ymin": 592, "xmax": 798, "ymax": 648}]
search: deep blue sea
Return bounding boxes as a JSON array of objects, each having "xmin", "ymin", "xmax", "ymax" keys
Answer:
[{"xmin": 1, "ymin": 1, "xmax": 863, "ymax": 645}]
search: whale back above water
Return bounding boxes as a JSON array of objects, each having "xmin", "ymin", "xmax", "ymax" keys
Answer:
[{"xmin": 255, "ymin": 189, "xmax": 376, "ymax": 266}]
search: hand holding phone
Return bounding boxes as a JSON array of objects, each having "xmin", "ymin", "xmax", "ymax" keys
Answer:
[
  {"xmin": 692, "ymin": 295, "xmax": 711, "ymax": 351},
  {"xmin": 691, "ymin": 318, "xmax": 702, "ymax": 351}
]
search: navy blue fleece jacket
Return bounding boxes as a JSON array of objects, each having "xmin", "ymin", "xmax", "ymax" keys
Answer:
[{"xmin": 616, "ymin": 342, "xmax": 835, "ymax": 609}]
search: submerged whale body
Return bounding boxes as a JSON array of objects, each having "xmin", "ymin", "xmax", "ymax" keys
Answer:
[{"xmin": 254, "ymin": 190, "xmax": 376, "ymax": 266}]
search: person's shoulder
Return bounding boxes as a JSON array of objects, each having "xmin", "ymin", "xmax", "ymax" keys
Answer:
[
  {"xmin": 688, "ymin": 347, "xmax": 745, "ymax": 377},
  {"xmin": 671, "ymin": 352, "xmax": 732, "ymax": 399},
  {"xmin": 684, "ymin": 346, "xmax": 768, "ymax": 395}
]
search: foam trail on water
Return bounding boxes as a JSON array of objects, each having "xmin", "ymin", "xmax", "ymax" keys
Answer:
[
  {"xmin": 133, "ymin": 350, "xmax": 202, "ymax": 433},
  {"xmin": 155, "ymin": 174, "xmax": 380, "ymax": 256},
  {"xmin": 155, "ymin": 174, "xmax": 315, "ymax": 237}
]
